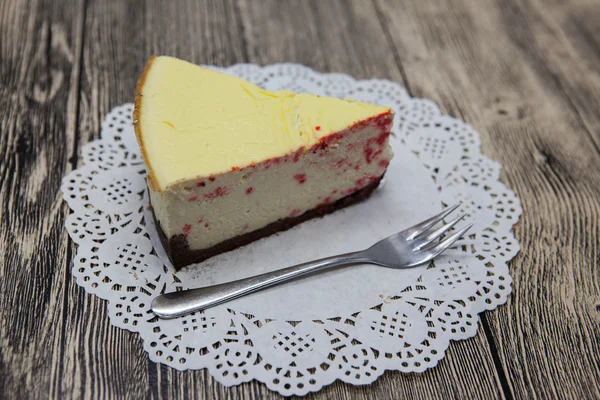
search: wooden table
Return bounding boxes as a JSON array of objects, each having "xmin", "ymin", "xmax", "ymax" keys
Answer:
[{"xmin": 1, "ymin": 0, "xmax": 599, "ymax": 398}]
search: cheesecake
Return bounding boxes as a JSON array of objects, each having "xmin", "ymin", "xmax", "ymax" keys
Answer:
[{"xmin": 133, "ymin": 56, "xmax": 394, "ymax": 268}]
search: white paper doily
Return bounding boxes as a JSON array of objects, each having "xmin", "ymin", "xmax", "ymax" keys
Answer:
[{"xmin": 61, "ymin": 63, "xmax": 521, "ymax": 396}]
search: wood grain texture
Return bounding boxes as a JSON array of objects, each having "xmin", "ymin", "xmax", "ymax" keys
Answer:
[
  {"xmin": 376, "ymin": 0, "xmax": 600, "ymax": 398},
  {"xmin": 0, "ymin": 0, "xmax": 85, "ymax": 398},
  {"xmin": 1, "ymin": 0, "xmax": 599, "ymax": 398}
]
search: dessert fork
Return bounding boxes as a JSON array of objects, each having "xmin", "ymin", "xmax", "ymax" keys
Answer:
[{"xmin": 152, "ymin": 204, "xmax": 471, "ymax": 319}]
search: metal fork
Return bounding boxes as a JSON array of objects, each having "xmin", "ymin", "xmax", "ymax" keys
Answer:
[{"xmin": 152, "ymin": 204, "xmax": 471, "ymax": 319}]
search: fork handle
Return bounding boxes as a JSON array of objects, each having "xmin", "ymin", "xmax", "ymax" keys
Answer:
[{"xmin": 152, "ymin": 252, "xmax": 366, "ymax": 319}]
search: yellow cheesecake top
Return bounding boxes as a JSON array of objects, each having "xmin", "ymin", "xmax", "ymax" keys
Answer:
[{"xmin": 134, "ymin": 56, "xmax": 390, "ymax": 191}]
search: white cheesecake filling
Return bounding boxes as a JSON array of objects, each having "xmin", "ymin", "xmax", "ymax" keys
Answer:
[{"xmin": 150, "ymin": 117, "xmax": 393, "ymax": 251}]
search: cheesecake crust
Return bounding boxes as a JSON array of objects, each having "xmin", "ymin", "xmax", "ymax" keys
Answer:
[{"xmin": 152, "ymin": 175, "xmax": 383, "ymax": 269}]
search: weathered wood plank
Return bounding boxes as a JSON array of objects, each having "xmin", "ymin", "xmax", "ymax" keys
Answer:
[
  {"xmin": 375, "ymin": 0, "xmax": 600, "ymax": 398},
  {"xmin": 528, "ymin": 0, "xmax": 600, "ymax": 149},
  {"xmin": 0, "ymin": 0, "xmax": 85, "ymax": 398},
  {"xmin": 238, "ymin": 0, "xmax": 406, "ymax": 82},
  {"xmin": 52, "ymin": 1, "xmax": 153, "ymax": 397}
]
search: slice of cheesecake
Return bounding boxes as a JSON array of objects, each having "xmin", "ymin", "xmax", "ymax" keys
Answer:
[{"xmin": 134, "ymin": 56, "xmax": 394, "ymax": 269}]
